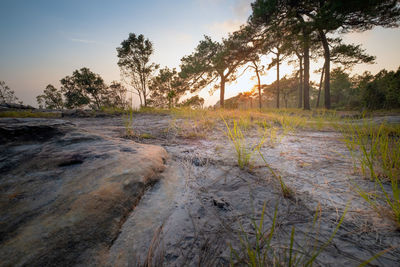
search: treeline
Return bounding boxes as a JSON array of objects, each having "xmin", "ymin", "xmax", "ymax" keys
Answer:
[
  {"xmin": 223, "ymin": 67, "xmax": 400, "ymax": 110},
  {"xmin": 36, "ymin": 68, "xmax": 129, "ymax": 110},
  {"xmin": 35, "ymin": 0, "xmax": 399, "ymax": 110}
]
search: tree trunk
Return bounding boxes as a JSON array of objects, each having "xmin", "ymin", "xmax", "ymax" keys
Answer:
[
  {"xmin": 256, "ymin": 66, "xmax": 262, "ymax": 110},
  {"xmin": 298, "ymin": 56, "xmax": 303, "ymax": 109},
  {"xmin": 316, "ymin": 63, "xmax": 325, "ymax": 108},
  {"xmin": 220, "ymin": 75, "xmax": 225, "ymax": 108},
  {"xmin": 276, "ymin": 52, "xmax": 280, "ymax": 109},
  {"xmin": 137, "ymin": 90, "xmax": 143, "ymax": 107},
  {"xmin": 303, "ymin": 33, "xmax": 310, "ymax": 110},
  {"xmin": 319, "ymin": 29, "xmax": 331, "ymax": 109}
]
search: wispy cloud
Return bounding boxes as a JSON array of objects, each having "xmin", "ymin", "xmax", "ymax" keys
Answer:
[
  {"xmin": 69, "ymin": 38, "xmax": 96, "ymax": 44},
  {"xmin": 206, "ymin": 0, "xmax": 253, "ymax": 39},
  {"xmin": 233, "ymin": 0, "xmax": 253, "ymax": 20},
  {"xmin": 207, "ymin": 20, "xmax": 243, "ymax": 38}
]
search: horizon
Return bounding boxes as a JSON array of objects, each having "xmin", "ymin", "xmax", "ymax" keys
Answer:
[{"xmin": 1, "ymin": 0, "xmax": 400, "ymax": 108}]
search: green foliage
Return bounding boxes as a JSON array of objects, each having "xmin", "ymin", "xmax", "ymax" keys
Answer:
[
  {"xmin": 0, "ymin": 81, "xmax": 21, "ymax": 104},
  {"xmin": 36, "ymin": 84, "xmax": 64, "ymax": 109},
  {"xmin": 117, "ymin": 33, "xmax": 158, "ymax": 107},
  {"xmin": 180, "ymin": 34, "xmax": 256, "ymax": 108},
  {"xmin": 61, "ymin": 67, "xmax": 106, "ymax": 109},
  {"xmin": 329, "ymin": 68, "xmax": 353, "ymax": 108},
  {"xmin": 179, "ymin": 95, "xmax": 204, "ymax": 109},
  {"xmin": 149, "ymin": 67, "xmax": 187, "ymax": 109},
  {"xmin": 358, "ymin": 67, "xmax": 400, "ymax": 110},
  {"xmin": 102, "ymin": 81, "xmax": 129, "ymax": 109}
]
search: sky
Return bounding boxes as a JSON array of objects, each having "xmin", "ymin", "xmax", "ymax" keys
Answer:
[{"xmin": 1, "ymin": 0, "xmax": 400, "ymax": 107}]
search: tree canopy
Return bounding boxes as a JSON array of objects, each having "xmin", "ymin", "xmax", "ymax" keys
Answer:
[
  {"xmin": 0, "ymin": 81, "xmax": 20, "ymax": 104},
  {"xmin": 180, "ymin": 32, "xmax": 257, "ymax": 108},
  {"xmin": 36, "ymin": 84, "xmax": 63, "ymax": 109},
  {"xmin": 117, "ymin": 33, "xmax": 158, "ymax": 107},
  {"xmin": 61, "ymin": 68, "xmax": 106, "ymax": 109}
]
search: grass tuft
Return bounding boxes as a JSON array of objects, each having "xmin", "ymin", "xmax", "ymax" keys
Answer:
[
  {"xmin": 223, "ymin": 117, "xmax": 266, "ymax": 169},
  {"xmin": 340, "ymin": 120, "xmax": 400, "ymax": 227},
  {"xmin": 230, "ymin": 202, "xmax": 349, "ymax": 266}
]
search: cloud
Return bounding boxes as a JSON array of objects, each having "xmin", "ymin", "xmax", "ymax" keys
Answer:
[
  {"xmin": 207, "ymin": 20, "xmax": 243, "ymax": 38},
  {"xmin": 206, "ymin": 0, "xmax": 253, "ymax": 39},
  {"xmin": 69, "ymin": 38, "xmax": 96, "ymax": 44},
  {"xmin": 232, "ymin": 0, "xmax": 253, "ymax": 20}
]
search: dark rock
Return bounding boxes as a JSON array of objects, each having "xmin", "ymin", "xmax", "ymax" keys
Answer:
[
  {"xmin": 212, "ymin": 197, "xmax": 230, "ymax": 211},
  {"xmin": 0, "ymin": 103, "xmax": 35, "ymax": 110},
  {"xmin": 0, "ymin": 118, "xmax": 72, "ymax": 143},
  {"xmin": 0, "ymin": 118, "xmax": 168, "ymax": 266},
  {"xmin": 192, "ymin": 157, "xmax": 207, "ymax": 166}
]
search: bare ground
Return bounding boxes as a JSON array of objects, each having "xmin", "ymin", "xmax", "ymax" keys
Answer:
[{"xmin": 70, "ymin": 114, "xmax": 400, "ymax": 266}]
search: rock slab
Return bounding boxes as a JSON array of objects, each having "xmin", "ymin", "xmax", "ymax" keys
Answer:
[{"xmin": 0, "ymin": 118, "xmax": 168, "ymax": 266}]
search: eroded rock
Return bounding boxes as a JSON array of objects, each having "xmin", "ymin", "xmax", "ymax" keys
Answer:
[{"xmin": 0, "ymin": 118, "xmax": 168, "ymax": 266}]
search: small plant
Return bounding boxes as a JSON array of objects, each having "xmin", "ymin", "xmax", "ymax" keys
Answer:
[
  {"xmin": 340, "ymin": 121, "xmax": 400, "ymax": 226},
  {"xmin": 230, "ymin": 202, "xmax": 349, "ymax": 266},
  {"xmin": 139, "ymin": 133, "xmax": 155, "ymax": 139},
  {"xmin": 124, "ymin": 108, "xmax": 134, "ymax": 136},
  {"xmin": 259, "ymin": 151, "xmax": 293, "ymax": 198},
  {"xmin": 223, "ymin": 117, "xmax": 266, "ymax": 169}
]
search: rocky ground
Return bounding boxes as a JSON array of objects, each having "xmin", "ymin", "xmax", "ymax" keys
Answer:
[{"xmin": 1, "ymin": 114, "xmax": 400, "ymax": 266}]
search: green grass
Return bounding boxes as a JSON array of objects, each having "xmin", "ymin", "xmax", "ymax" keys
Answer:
[
  {"xmin": 230, "ymin": 202, "xmax": 349, "ymax": 266},
  {"xmin": 0, "ymin": 110, "xmax": 61, "ymax": 118},
  {"xmin": 259, "ymin": 151, "xmax": 293, "ymax": 198},
  {"xmin": 223, "ymin": 117, "xmax": 266, "ymax": 169},
  {"xmin": 124, "ymin": 109, "xmax": 134, "ymax": 136},
  {"xmin": 340, "ymin": 120, "xmax": 400, "ymax": 227}
]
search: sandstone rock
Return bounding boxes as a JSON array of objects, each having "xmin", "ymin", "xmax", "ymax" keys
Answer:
[{"xmin": 0, "ymin": 118, "xmax": 168, "ymax": 266}]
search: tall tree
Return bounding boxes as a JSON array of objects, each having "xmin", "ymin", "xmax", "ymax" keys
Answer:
[
  {"xmin": 249, "ymin": 59, "xmax": 265, "ymax": 110},
  {"xmin": 251, "ymin": 0, "xmax": 314, "ymax": 109},
  {"xmin": 61, "ymin": 68, "xmax": 106, "ymax": 109},
  {"xmin": 251, "ymin": 0, "xmax": 400, "ymax": 110},
  {"xmin": 180, "ymin": 32, "xmax": 256, "ymax": 108},
  {"xmin": 265, "ymin": 20, "xmax": 291, "ymax": 109},
  {"xmin": 0, "ymin": 81, "xmax": 20, "ymax": 104},
  {"xmin": 304, "ymin": 0, "xmax": 400, "ymax": 109},
  {"xmin": 36, "ymin": 84, "xmax": 64, "ymax": 109},
  {"xmin": 103, "ymin": 81, "xmax": 129, "ymax": 109},
  {"xmin": 149, "ymin": 67, "xmax": 187, "ymax": 109},
  {"xmin": 117, "ymin": 33, "xmax": 158, "ymax": 107}
]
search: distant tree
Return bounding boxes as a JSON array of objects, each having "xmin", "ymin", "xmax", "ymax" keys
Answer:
[
  {"xmin": 362, "ymin": 68, "xmax": 400, "ymax": 109},
  {"xmin": 180, "ymin": 32, "xmax": 256, "ymax": 108},
  {"xmin": 248, "ymin": 59, "xmax": 265, "ymax": 110},
  {"xmin": 117, "ymin": 33, "xmax": 158, "ymax": 107},
  {"xmin": 61, "ymin": 68, "xmax": 106, "ymax": 109},
  {"xmin": 149, "ymin": 67, "xmax": 187, "ymax": 109},
  {"xmin": 180, "ymin": 95, "xmax": 204, "ymax": 109},
  {"xmin": 103, "ymin": 81, "xmax": 129, "ymax": 109},
  {"xmin": 329, "ymin": 68, "xmax": 353, "ymax": 108},
  {"xmin": 264, "ymin": 21, "xmax": 292, "ymax": 109},
  {"xmin": 36, "ymin": 84, "xmax": 63, "ymax": 109},
  {"xmin": 315, "ymin": 40, "xmax": 375, "ymax": 108},
  {"xmin": 0, "ymin": 81, "xmax": 20, "ymax": 104},
  {"xmin": 251, "ymin": 0, "xmax": 400, "ymax": 109},
  {"xmin": 306, "ymin": 0, "xmax": 399, "ymax": 109}
]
